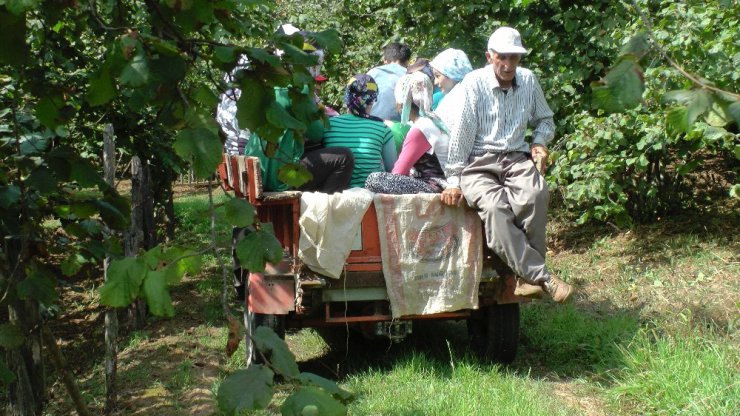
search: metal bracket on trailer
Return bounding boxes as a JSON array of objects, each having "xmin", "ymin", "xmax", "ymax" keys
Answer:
[{"xmin": 248, "ymin": 272, "xmax": 295, "ymax": 315}]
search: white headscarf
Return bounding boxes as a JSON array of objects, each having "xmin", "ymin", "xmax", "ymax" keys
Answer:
[{"xmin": 394, "ymin": 72, "xmax": 448, "ymax": 133}]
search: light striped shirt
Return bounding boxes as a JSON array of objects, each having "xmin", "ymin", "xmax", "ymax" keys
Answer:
[{"xmin": 437, "ymin": 65, "xmax": 554, "ymax": 187}]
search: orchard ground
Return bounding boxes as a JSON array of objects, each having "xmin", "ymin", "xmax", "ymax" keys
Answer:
[{"xmin": 45, "ymin": 187, "xmax": 738, "ymax": 415}]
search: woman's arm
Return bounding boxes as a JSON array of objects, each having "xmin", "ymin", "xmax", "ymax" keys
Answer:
[{"xmin": 391, "ymin": 127, "xmax": 431, "ymax": 175}]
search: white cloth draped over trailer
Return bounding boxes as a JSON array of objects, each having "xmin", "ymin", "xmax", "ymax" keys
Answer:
[
  {"xmin": 298, "ymin": 188, "xmax": 375, "ymax": 279},
  {"xmin": 374, "ymin": 194, "xmax": 483, "ymax": 318}
]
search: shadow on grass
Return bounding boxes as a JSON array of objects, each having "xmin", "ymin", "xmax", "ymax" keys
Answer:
[
  {"xmin": 549, "ymin": 208, "xmax": 738, "ymax": 255},
  {"xmin": 295, "ymin": 296, "xmax": 643, "ymax": 385}
]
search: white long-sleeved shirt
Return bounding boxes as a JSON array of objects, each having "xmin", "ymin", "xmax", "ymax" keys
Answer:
[{"xmin": 437, "ymin": 65, "xmax": 555, "ymax": 187}]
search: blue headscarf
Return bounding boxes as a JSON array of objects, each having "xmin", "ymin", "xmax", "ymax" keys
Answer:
[{"xmin": 430, "ymin": 48, "xmax": 473, "ymax": 82}]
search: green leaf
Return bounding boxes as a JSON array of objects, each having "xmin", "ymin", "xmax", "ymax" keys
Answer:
[
  {"xmin": 0, "ymin": 361, "xmax": 15, "ymax": 386},
  {"xmin": 266, "ymin": 100, "xmax": 305, "ymax": 131},
  {"xmin": 256, "ymin": 62, "xmax": 293, "ymax": 87},
  {"xmin": 217, "ymin": 366, "xmax": 274, "ymax": 413},
  {"xmin": 235, "ymin": 225, "xmax": 283, "ymax": 273},
  {"xmin": 236, "ymin": 76, "xmax": 269, "ymax": 131},
  {"xmin": 61, "ymin": 253, "xmax": 86, "ymax": 276},
  {"xmin": 87, "ymin": 67, "xmax": 117, "ymax": 106},
  {"xmin": 214, "ymin": 46, "xmax": 236, "ymax": 63},
  {"xmin": 161, "ymin": 247, "xmax": 202, "ymax": 284},
  {"xmin": 70, "ymin": 159, "xmax": 104, "ymax": 188},
  {"xmin": 247, "ymin": 47, "xmax": 280, "ymax": 67},
  {"xmin": 706, "ymin": 100, "xmax": 732, "ymax": 127},
  {"xmin": 0, "ymin": 186, "xmax": 21, "ymax": 208},
  {"xmin": 144, "ymin": 35, "xmax": 180, "ymax": 56},
  {"xmin": 150, "ymin": 54, "xmax": 187, "ymax": 84},
  {"xmin": 729, "ymin": 184, "xmax": 740, "ymax": 199},
  {"xmin": 298, "ymin": 373, "xmax": 354, "ymax": 403},
  {"xmin": 278, "ymin": 42, "xmax": 319, "ymax": 66},
  {"xmin": 173, "ymin": 128, "xmax": 222, "ymax": 178},
  {"xmin": 662, "ymin": 90, "xmax": 695, "ymax": 105},
  {"xmin": 65, "ymin": 219, "xmax": 104, "ymax": 239},
  {"xmin": 19, "ymin": 134, "xmax": 49, "ymax": 155},
  {"xmin": 727, "ymin": 101, "xmax": 740, "ymax": 126},
  {"xmin": 193, "ymin": 85, "xmax": 218, "ymax": 108},
  {"xmin": 18, "ymin": 265, "xmax": 58, "ymax": 305},
  {"xmin": 309, "ymin": 29, "xmax": 343, "ymax": 54},
  {"xmin": 252, "ymin": 326, "xmax": 299, "ymax": 378},
  {"xmin": 0, "ymin": 324, "xmax": 24, "ymax": 348},
  {"xmin": 0, "ymin": 8, "xmax": 28, "ymax": 66},
  {"xmin": 591, "ymin": 59, "xmax": 644, "ymax": 113},
  {"xmin": 119, "ymin": 53, "xmax": 150, "ymax": 87},
  {"xmin": 277, "ymin": 163, "xmax": 312, "ymax": 188},
  {"xmin": 224, "ymin": 198, "xmax": 255, "ymax": 227},
  {"xmin": 280, "ymin": 386, "xmax": 347, "ymax": 416},
  {"xmin": 142, "ymin": 245, "xmax": 163, "ymax": 269},
  {"xmin": 141, "ymin": 269, "xmax": 175, "ymax": 317},
  {"xmin": 35, "ymin": 97, "xmax": 61, "ymax": 129},
  {"xmin": 185, "ymin": 108, "xmax": 219, "ymax": 134},
  {"xmin": 688, "ymin": 92, "xmax": 711, "ymax": 126},
  {"xmin": 3, "ymin": 0, "xmax": 41, "ymax": 14},
  {"xmin": 99, "ymin": 257, "xmax": 148, "ymax": 307},
  {"xmin": 620, "ymin": 32, "xmax": 650, "ymax": 58},
  {"xmin": 93, "ymin": 199, "xmax": 129, "ymax": 230},
  {"xmin": 666, "ymin": 106, "xmax": 689, "ymax": 134},
  {"xmin": 664, "ymin": 89, "xmax": 711, "ymax": 127}
]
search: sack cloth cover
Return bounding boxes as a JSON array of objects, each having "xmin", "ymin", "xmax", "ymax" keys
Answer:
[{"xmin": 374, "ymin": 193, "xmax": 482, "ymax": 318}]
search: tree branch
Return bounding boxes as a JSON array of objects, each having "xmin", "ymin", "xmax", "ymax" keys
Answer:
[
  {"xmin": 629, "ymin": 0, "xmax": 739, "ymax": 100},
  {"xmin": 42, "ymin": 325, "xmax": 92, "ymax": 416}
]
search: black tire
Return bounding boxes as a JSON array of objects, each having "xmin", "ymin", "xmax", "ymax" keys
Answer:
[
  {"xmin": 244, "ymin": 310, "xmax": 286, "ymax": 367},
  {"xmin": 467, "ymin": 303, "xmax": 520, "ymax": 364}
]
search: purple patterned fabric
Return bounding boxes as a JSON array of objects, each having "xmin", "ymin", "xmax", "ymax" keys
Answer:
[{"xmin": 344, "ymin": 74, "xmax": 382, "ymax": 121}]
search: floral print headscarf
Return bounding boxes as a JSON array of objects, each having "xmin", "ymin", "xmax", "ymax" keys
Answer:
[
  {"xmin": 344, "ymin": 74, "xmax": 381, "ymax": 121},
  {"xmin": 394, "ymin": 72, "xmax": 449, "ymax": 133}
]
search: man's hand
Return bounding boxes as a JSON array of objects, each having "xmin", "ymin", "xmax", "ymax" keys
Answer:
[
  {"xmin": 441, "ymin": 187, "xmax": 464, "ymax": 206},
  {"xmin": 531, "ymin": 144, "xmax": 549, "ymax": 174}
]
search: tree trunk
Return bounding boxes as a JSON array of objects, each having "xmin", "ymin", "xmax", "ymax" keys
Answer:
[
  {"xmin": 125, "ymin": 156, "xmax": 147, "ymax": 329},
  {"xmin": 164, "ymin": 182, "xmax": 176, "ymax": 242},
  {"xmin": 4, "ymin": 237, "xmax": 45, "ymax": 416},
  {"xmin": 102, "ymin": 125, "xmax": 119, "ymax": 414}
]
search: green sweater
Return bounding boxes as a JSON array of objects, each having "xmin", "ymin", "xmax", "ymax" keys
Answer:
[{"xmin": 244, "ymin": 87, "xmax": 325, "ymax": 191}]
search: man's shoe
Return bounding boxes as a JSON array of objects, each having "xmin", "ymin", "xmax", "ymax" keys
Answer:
[
  {"xmin": 514, "ymin": 278, "xmax": 545, "ymax": 299},
  {"xmin": 543, "ymin": 276, "xmax": 574, "ymax": 304}
]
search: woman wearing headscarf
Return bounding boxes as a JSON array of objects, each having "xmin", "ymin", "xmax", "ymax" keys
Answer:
[
  {"xmin": 429, "ymin": 48, "xmax": 473, "ymax": 109},
  {"xmin": 384, "ymin": 57, "xmax": 437, "ymax": 153},
  {"xmin": 365, "ymin": 72, "xmax": 450, "ymax": 194},
  {"xmin": 323, "ymin": 74, "xmax": 397, "ymax": 188}
]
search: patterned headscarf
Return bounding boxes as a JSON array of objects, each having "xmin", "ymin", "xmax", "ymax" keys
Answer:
[
  {"xmin": 344, "ymin": 74, "xmax": 381, "ymax": 121},
  {"xmin": 430, "ymin": 48, "xmax": 473, "ymax": 82},
  {"xmin": 394, "ymin": 72, "xmax": 448, "ymax": 133}
]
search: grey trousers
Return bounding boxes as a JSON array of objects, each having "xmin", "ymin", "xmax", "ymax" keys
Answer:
[{"xmin": 460, "ymin": 151, "xmax": 550, "ymax": 283}]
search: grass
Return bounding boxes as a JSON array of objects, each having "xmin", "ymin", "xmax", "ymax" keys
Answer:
[
  {"xmin": 40, "ymin": 191, "xmax": 738, "ymax": 415},
  {"xmin": 609, "ymin": 326, "xmax": 738, "ymax": 415},
  {"xmin": 345, "ymin": 352, "xmax": 574, "ymax": 415},
  {"xmin": 518, "ymin": 303, "xmax": 639, "ymax": 376}
]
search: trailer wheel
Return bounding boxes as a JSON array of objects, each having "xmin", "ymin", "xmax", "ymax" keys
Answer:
[
  {"xmin": 467, "ymin": 303, "xmax": 520, "ymax": 364},
  {"xmin": 244, "ymin": 310, "xmax": 286, "ymax": 367}
]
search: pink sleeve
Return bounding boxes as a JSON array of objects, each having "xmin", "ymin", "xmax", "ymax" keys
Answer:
[{"xmin": 392, "ymin": 127, "xmax": 432, "ymax": 175}]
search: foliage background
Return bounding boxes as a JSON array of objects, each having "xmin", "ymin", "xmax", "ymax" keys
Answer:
[
  {"xmin": 274, "ymin": 0, "xmax": 739, "ymax": 226},
  {"xmin": 0, "ymin": 0, "xmax": 738, "ymax": 413}
]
